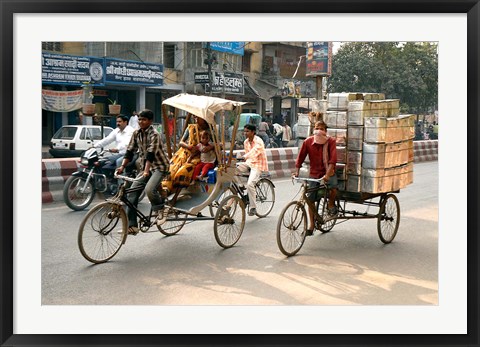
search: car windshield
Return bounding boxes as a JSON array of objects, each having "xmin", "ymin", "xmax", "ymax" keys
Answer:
[
  {"xmin": 80, "ymin": 127, "xmax": 113, "ymax": 140},
  {"xmin": 52, "ymin": 127, "xmax": 77, "ymax": 140}
]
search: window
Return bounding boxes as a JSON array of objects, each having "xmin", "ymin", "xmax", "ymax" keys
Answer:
[
  {"xmin": 52, "ymin": 127, "xmax": 76, "ymax": 140},
  {"xmin": 81, "ymin": 127, "xmax": 103, "ymax": 140},
  {"xmin": 242, "ymin": 52, "xmax": 252, "ymax": 72},
  {"xmin": 164, "ymin": 43, "xmax": 176, "ymax": 69},
  {"xmin": 187, "ymin": 42, "xmax": 204, "ymax": 68},
  {"xmin": 42, "ymin": 42, "xmax": 62, "ymax": 52}
]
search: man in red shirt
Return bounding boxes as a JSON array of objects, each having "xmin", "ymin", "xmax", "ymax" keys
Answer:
[
  {"xmin": 294, "ymin": 120, "xmax": 338, "ymax": 235},
  {"xmin": 167, "ymin": 111, "xmax": 175, "ymax": 140}
]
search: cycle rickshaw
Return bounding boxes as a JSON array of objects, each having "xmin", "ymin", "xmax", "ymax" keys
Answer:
[
  {"xmin": 276, "ymin": 175, "xmax": 402, "ymax": 257},
  {"xmin": 78, "ymin": 93, "xmax": 275, "ymax": 264}
]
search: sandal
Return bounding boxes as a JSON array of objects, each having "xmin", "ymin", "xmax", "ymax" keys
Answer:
[{"xmin": 128, "ymin": 226, "xmax": 139, "ymax": 235}]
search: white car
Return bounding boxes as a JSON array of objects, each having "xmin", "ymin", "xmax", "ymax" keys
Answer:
[{"xmin": 49, "ymin": 125, "xmax": 114, "ymax": 158}]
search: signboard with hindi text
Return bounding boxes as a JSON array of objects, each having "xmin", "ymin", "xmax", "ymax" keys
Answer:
[
  {"xmin": 42, "ymin": 53, "xmax": 105, "ymax": 86},
  {"xmin": 41, "ymin": 89, "xmax": 84, "ymax": 112},
  {"xmin": 104, "ymin": 58, "xmax": 163, "ymax": 86},
  {"xmin": 195, "ymin": 71, "xmax": 244, "ymax": 95}
]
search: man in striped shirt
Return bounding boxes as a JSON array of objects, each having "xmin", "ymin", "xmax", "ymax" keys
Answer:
[
  {"xmin": 235, "ymin": 124, "xmax": 268, "ymax": 216},
  {"xmin": 117, "ymin": 109, "xmax": 169, "ymax": 235}
]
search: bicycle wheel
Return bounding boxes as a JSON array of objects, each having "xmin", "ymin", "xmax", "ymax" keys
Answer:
[
  {"xmin": 377, "ymin": 194, "xmax": 400, "ymax": 243},
  {"xmin": 214, "ymin": 195, "xmax": 245, "ymax": 248},
  {"xmin": 276, "ymin": 201, "xmax": 307, "ymax": 256},
  {"xmin": 254, "ymin": 178, "xmax": 275, "ymax": 217},
  {"xmin": 78, "ymin": 202, "xmax": 127, "ymax": 264},
  {"xmin": 316, "ymin": 192, "xmax": 337, "ymax": 233},
  {"xmin": 157, "ymin": 208, "xmax": 187, "ymax": 236}
]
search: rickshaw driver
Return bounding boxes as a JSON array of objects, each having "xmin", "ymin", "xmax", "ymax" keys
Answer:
[
  {"xmin": 116, "ymin": 109, "xmax": 170, "ymax": 235},
  {"xmin": 235, "ymin": 124, "xmax": 269, "ymax": 216},
  {"xmin": 293, "ymin": 120, "xmax": 338, "ymax": 236}
]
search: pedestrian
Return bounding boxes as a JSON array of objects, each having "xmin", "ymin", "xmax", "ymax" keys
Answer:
[
  {"xmin": 294, "ymin": 120, "xmax": 338, "ymax": 236},
  {"xmin": 129, "ymin": 111, "xmax": 139, "ymax": 130},
  {"xmin": 272, "ymin": 122, "xmax": 283, "ymax": 147},
  {"xmin": 235, "ymin": 124, "xmax": 268, "ymax": 216},
  {"xmin": 257, "ymin": 117, "xmax": 270, "ymax": 146},
  {"xmin": 167, "ymin": 110, "xmax": 175, "ymax": 142},
  {"xmin": 281, "ymin": 120, "xmax": 292, "ymax": 147},
  {"xmin": 116, "ymin": 109, "xmax": 169, "ymax": 235},
  {"xmin": 227, "ymin": 120, "xmax": 234, "ymax": 142},
  {"xmin": 292, "ymin": 121, "xmax": 299, "ymax": 146}
]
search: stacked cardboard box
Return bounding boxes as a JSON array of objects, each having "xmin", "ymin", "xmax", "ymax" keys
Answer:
[{"xmin": 325, "ymin": 92, "xmax": 415, "ymax": 194}]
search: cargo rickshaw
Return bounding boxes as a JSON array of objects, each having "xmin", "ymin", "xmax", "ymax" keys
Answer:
[
  {"xmin": 78, "ymin": 93, "xmax": 276, "ymax": 264},
  {"xmin": 276, "ymin": 175, "xmax": 403, "ymax": 257}
]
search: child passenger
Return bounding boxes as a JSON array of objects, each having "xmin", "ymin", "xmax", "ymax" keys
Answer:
[{"xmin": 190, "ymin": 130, "xmax": 216, "ymax": 181}]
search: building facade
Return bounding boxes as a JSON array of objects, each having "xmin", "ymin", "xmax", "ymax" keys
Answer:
[{"xmin": 42, "ymin": 41, "xmax": 324, "ymax": 144}]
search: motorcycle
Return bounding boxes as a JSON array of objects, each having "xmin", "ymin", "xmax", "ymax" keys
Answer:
[{"xmin": 63, "ymin": 148, "xmax": 144, "ymax": 211}]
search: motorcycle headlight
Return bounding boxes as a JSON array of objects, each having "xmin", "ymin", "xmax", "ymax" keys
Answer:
[{"xmin": 80, "ymin": 158, "xmax": 89, "ymax": 165}]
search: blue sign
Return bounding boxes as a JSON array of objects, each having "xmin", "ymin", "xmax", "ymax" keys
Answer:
[
  {"xmin": 42, "ymin": 53, "xmax": 105, "ymax": 86},
  {"xmin": 209, "ymin": 42, "xmax": 244, "ymax": 56},
  {"xmin": 104, "ymin": 58, "xmax": 163, "ymax": 86}
]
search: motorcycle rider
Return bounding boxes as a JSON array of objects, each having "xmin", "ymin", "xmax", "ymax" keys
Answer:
[{"xmin": 94, "ymin": 114, "xmax": 135, "ymax": 169}]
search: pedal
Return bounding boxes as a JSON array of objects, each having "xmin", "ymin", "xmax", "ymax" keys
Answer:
[{"xmin": 155, "ymin": 207, "xmax": 169, "ymax": 226}]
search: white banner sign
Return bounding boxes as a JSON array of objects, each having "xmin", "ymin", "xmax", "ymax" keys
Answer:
[{"xmin": 42, "ymin": 89, "xmax": 84, "ymax": 112}]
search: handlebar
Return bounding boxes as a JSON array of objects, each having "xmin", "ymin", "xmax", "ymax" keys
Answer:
[
  {"xmin": 114, "ymin": 172, "xmax": 144, "ymax": 183},
  {"xmin": 292, "ymin": 176, "xmax": 326, "ymax": 185}
]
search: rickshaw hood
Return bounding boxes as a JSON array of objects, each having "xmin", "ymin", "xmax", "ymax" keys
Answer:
[{"xmin": 162, "ymin": 93, "xmax": 247, "ymax": 124}]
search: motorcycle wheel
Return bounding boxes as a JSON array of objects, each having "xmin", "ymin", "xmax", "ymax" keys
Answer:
[{"xmin": 63, "ymin": 176, "xmax": 95, "ymax": 211}]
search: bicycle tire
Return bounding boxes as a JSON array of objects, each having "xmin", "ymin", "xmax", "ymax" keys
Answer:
[{"xmin": 78, "ymin": 201, "xmax": 127, "ymax": 264}]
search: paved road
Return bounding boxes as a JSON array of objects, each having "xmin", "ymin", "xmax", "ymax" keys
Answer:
[{"xmin": 42, "ymin": 161, "xmax": 438, "ymax": 305}]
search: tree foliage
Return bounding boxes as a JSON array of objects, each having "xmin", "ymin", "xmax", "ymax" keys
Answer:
[{"xmin": 328, "ymin": 42, "xmax": 438, "ymax": 114}]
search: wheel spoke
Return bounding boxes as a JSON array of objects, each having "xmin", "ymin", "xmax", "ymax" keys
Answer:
[
  {"xmin": 377, "ymin": 194, "xmax": 400, "ymax": 244},
  {"xmin": 276, "ymin": 202, "xmax": 306, "ymax": 256},
  {"xmin": 254, "ymin": 179, "xmax": 275, "ymax": 217},
  {"xmin": 78, "ymin": 202, "xmax": 126, "ymax": 264},
  {"xmin": 214, "ymin": 195, "xmax": 245, "ymax": 248}
]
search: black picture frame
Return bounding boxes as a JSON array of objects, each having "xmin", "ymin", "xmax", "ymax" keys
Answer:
[{"xmin": 1, "ymin": 1, "xmax": 479, "ymax": 346}]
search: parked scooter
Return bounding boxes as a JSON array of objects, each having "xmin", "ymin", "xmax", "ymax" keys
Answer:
[{"xmin": 63, "ymin": 148, "xmax": 144, "ymax": 211}]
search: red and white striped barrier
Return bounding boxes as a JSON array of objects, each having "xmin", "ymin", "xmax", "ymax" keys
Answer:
[
  {"xmin": 42, "ymin": 158, "xmax": 79, "ymax": 203},
  {"xmin": 233, "ymin": 147, "xmax": 299, "ymax": 179},
  {"xmin": 41, "ymin": 141, "xmax": 438, "ymax": 204},
  {"xmin": 414, "ymin": 140, "xmax": 438, "ymax": 162}
]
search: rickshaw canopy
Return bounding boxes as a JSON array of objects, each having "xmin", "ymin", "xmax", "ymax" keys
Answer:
[{"xmin": 162, "ymin": 93, "xmax": 247, "ymax": 124}]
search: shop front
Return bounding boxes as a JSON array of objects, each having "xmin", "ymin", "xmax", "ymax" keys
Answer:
[{"xmin": 41, "ymin": 53, "xmax": 164, "ymax": 145}]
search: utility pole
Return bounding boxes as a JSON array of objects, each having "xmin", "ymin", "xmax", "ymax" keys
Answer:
[
  {"xmin": 206, "ymin": 42, "xmax": 213, "ymax": 96},
  {"xmin": 222, "ymin": 63, "xmax": 226, "ymax": 99},
  {"xmin": 316, "ymin": 76, "xmax": 323, "ymax": 100}
]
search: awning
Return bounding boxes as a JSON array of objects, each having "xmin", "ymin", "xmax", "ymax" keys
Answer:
[
  {"xmin": 253, "ymin": 79, "xmax": 280, "ymax": 101},
  {"xmin": 243, "ymin": 77, "xmax": 260, "ymax": 98}
]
